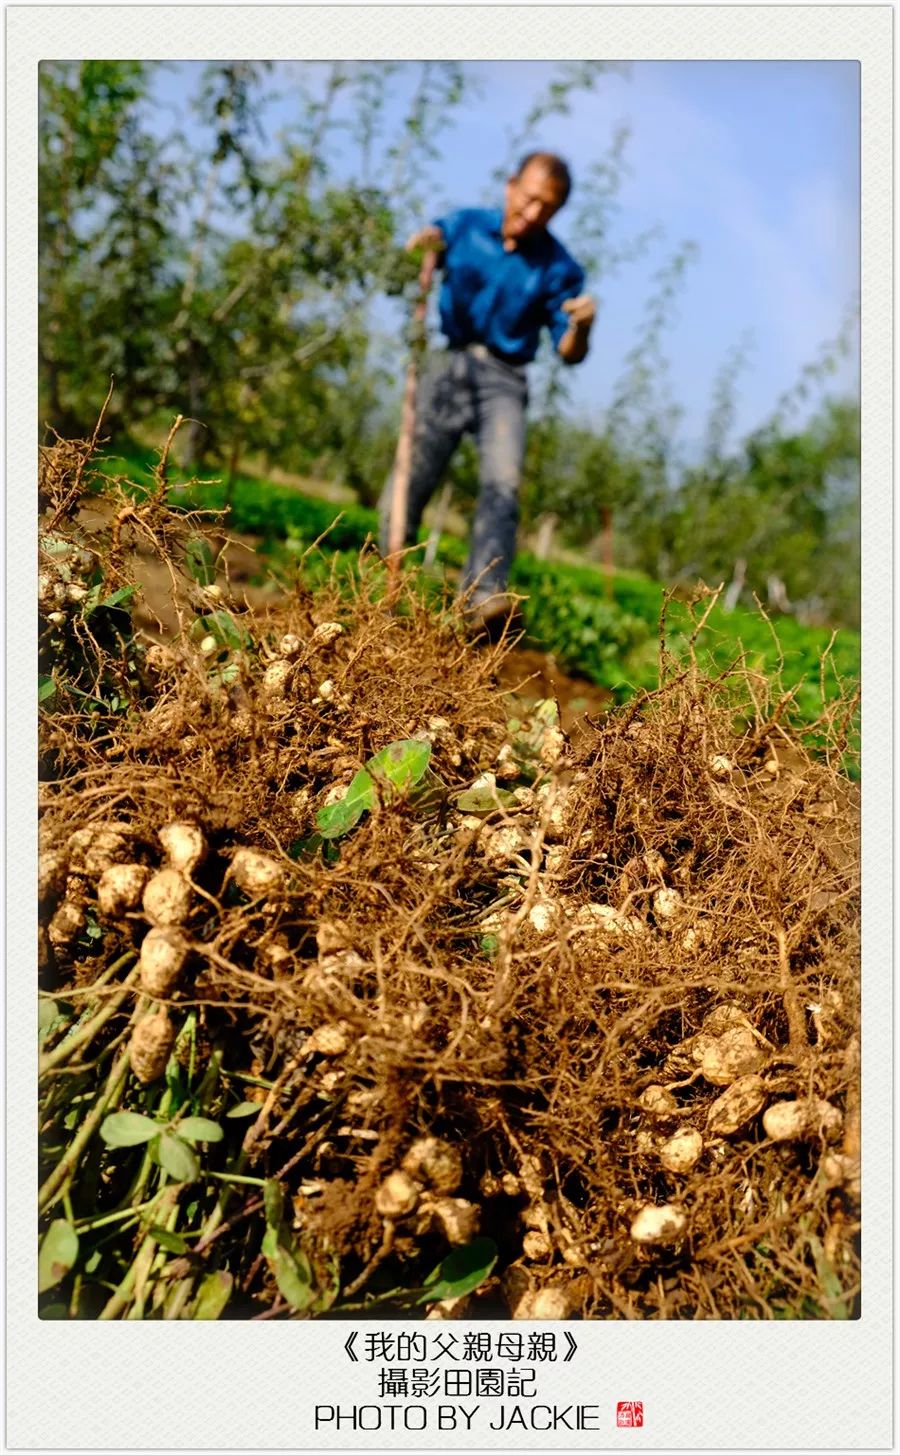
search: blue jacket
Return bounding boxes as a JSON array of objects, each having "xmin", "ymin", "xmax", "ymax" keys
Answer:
[{"xmin": 432, "ymin": 207, "xmax": 585, "ymax": 366}]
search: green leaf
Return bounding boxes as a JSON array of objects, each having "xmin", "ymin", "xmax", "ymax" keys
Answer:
[
  {"xmin": 176, "ymin": 1116, "xmax": 224, "ymax": 1145},
  {"xmin": 226, "ymin": 1101, "xmax": 261, "ymax": 1118},
  {"xmin": 165, "ymin": 1059, "xmax": 188, "ymax": 1104},
  {"xmin": 409, "ymin": 766, "xmax": 447, "ymax": 814},
  {"xmin": 316, "ymin": 740, "xmax": 434, "ymax": 840},
  {"xmin": 309, "ymin": 1253, "xmax": 342, "ymax": 1316},
  {"xmin": 194, "ymin": 609, "xmax": 246, "ymax": 652},
  {"xmin": 100, "ymin": 1111, "xmax": 160, "ymax": 1147},
  {"xmin": 262, "ymin": 1229, "xmax": 315, "ymax": 1312},
  {"xmin": 367, "ymin": 738, "xmax": 431, "ymax": 792},
  {"xmin": 417, "ymin": 1237, "xmax": 498, "ymax": 1304},
  {"xmin": 192, "ymin": 1269, "xmax": 233, "ymax": 1320},
  {"xmin": 315, "ymin": 768, "xmax": 374, "ymax": 839},
  {"xmin": 809, "ymin": 1236, "xmax": 852, "ymax": 1319},
  {"xmin": 39, "ymin": 1219, "xmax": 79, "ymax": 1292},
  {"xmin": 263, "ymin": 1178, "xmax": 284, "ymax": 1230},
  {"xmin": 275, "ymin": 1245, "xmax": 315, "ymax": 1312},
  {"xmin": 38, "ymin": 998, "xmax": 65, "ymax": 1039},
  {"xmin": 157, "ymin": 1132, "xmax": 200, "ymax": 1182},
  {"xmin": 209, "ymin": 662, "xmax": 239, "ymax": 687},
  {"xmin": 80, "ymin": 583, "xmax": 102, "ymax": 617},
  {"xmin": 148, "ymin": 1226, "xmax": 189, "ymax": 1254},
  {"xmin": 480, "ymin": 934, "xmax": 499, "ymax": 956},
  {"xmin": 38, "ymin": 676, "xmax": 57, "ymax": 704},
  {"xmin": 186, "ymin": 536, "xmax": 216, "ymax": 587},
  {"xmin": 95, "ymin": 585, "xmax": 136, "ymax": 612},
  {"xmin": 455, "ymin": 785, "xmax": 516, "ymax": 814}
]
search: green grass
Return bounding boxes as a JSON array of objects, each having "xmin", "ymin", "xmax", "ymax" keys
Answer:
[{"xmin": 96, "ymin": 447, "xmax": 860, "ymax": 741}]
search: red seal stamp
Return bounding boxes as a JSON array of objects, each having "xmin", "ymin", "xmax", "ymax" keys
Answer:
[{"xmin": 616, "ymin": 1402, "xmax": 644, "ymax": 1428}]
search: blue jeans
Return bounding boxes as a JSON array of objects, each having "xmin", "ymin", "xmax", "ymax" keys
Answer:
[{"xmin": 378, "ymin": 345, "xmax": 528, "ymax": 603}]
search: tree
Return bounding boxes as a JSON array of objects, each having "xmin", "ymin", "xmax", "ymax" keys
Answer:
[
  {"xmin": 669, "ymin": 398, "xmax": 859, "ymax": 622},
  {"xmin": 38, "ymin": 60, "xmax": 473, "ymax": 474},
  {"xmin": 39, "ymin": 61, "xmax": 164, "ymax": 433}
]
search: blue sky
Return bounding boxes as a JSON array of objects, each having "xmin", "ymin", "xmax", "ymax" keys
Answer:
[{"xmin": 148, "ymin": 60, "xmax": 860, "ymax": 453}]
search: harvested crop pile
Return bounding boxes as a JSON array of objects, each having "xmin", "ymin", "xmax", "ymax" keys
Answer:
[{"xmin": 38, "ymin": 424, "xmax": 860, "ymax": 1321}]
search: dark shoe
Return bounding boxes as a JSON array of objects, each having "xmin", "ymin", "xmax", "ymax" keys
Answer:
[{"xmin": 463, "ymin": 592, "xmax": 522, "ymax": 641}]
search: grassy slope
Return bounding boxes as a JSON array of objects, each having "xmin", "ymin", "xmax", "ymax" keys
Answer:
[{"xmin": 99, "ymin": 446, "xmax": 860, "ymax": 728}]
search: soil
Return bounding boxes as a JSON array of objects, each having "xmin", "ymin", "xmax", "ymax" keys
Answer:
[
  {"xmin": 126, "ymin": 517, "xmax": 612, "ymax": 740},
  {"xmin": 492, "ymin": 644, "xmax": 610, "ymax": 739}
]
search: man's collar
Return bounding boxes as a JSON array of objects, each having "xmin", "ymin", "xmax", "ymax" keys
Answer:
[{"xmin": 488, "ymin": 208, "xmax": 553, "ymax": 255}]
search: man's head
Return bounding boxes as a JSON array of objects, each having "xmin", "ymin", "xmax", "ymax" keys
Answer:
[{"xmin": 502, "ymin": 152, "xmax": 572, "ymax": 246}]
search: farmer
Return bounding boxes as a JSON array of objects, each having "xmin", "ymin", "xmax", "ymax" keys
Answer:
[{"xmin": 379, "ymin": 151, "xmax": 596, "ymax": 630}]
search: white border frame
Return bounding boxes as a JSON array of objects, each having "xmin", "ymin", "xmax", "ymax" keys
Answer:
[{"xmin": 6, "ymin": 7, "xmax": 893, "ymax": 1449}]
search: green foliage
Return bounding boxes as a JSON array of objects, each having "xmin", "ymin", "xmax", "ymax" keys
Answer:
[
  {"xmin": 39, "ymin": 61, "xmax": 183, "ymax": 432},
  {"xmin": 99, "ymin": 1109, "xmax": 222, "ymax": 1184},
  {"xmin": 455, "ymin": 784, "xmax": 516, "ymax": 814},
  {"xmin": 190, "ymin": 609, "xmax": 248, "ymax": 653},
  {"xmin": 38, "ymin": 1219, "xmax": 79, "ymax": 1293},
  {"xmin": 148, "ymin": 1226, "xmax": 190, "ymax": 1255},
  {"xmin": 157, "ymin": 1132, "xmax": 201, "ymax": 1182},
  {"xmin": 511, "ymin": 557, "xmax": 652, "ymax": 697},
  {"xmin": 417, "ymin": 1237, "xmax": 498, "ymax": 1304},
  {"xmin": 157, "ymin": 470, "xmax": 381, "ymax": 552},
  {"xmin": 260, "ymin": 1176, "xmax": 332, "ymax": 1313},
  {"xmin": 669, "ymin": 399, "xmax": 860, "ymax": 625},
  {"xmin": 316, "ymin": 769, "xmax": 379, "ymax": 839},
  {"xmin": 316, "ymin": 739, "xmax": 432, "ymax": 838},
  {"xmin": 192, "ymin": 1270, "xmax": 234, "ymax": 1320},
  {"xmin": 151, "ymin": 464, "xmax": 858, "ymax": 727},
  {"xmin": 83, "ymin": 583, "xmax": 137, "ymax": 617},
  {"xmin": 368, "ymin": 739, "xmax": 432, "ymax": 791},
  {"xmin": 261, "ymin": 1225, "xmax": 316, "ymax": 1312},
  {"xmin": 185, "ymin": 536, "xmax": 217, "ymax": 586},
  {"xmin": 226, "ymin": 1101, "xmax": 261, "ymax": 1119},
  {"xmin": 176, "ymin": 1116, "xmax": 225, "ymax": 1145},
  {"xmin": 39, "ymin": 59, "xmax": 857, "ymax": 635},
  {"xmin": 100, "ymin": 1111, "xmax": 160, "ymax": 1146},
  {"xmin": 264, "ymin": 1177, "xmax": 285, "ymax": 1229},
  {"xmin": 39, "ymin": 552, "xmax": 141, "ymax": 721}
]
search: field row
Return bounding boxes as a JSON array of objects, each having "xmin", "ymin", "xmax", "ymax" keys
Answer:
[{"xmin": 102, "ymin": 452, "xmax": 860, "ymax": 731}]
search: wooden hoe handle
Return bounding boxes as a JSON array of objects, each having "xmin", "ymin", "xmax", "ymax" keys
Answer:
[{"xmin": 386, "ymin": 250, "xmax": 438, "ymax": 599}]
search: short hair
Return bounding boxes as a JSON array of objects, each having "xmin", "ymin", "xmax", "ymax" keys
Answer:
[{"xmin": 516, "ymin": 151, "xmax": 572, "ymax": 205}]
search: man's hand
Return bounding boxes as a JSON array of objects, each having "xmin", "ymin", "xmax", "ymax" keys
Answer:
[
  {"xmin": 557, "ymin": 293, "xmax": 596, "ymax": 363},
  {"xmin": 561, "ymin": 294, "xmax": 596, "ymax": 330},
  {"xmin": 405, "ymin": 225, "xmax": 445, "ymax": 254}
]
